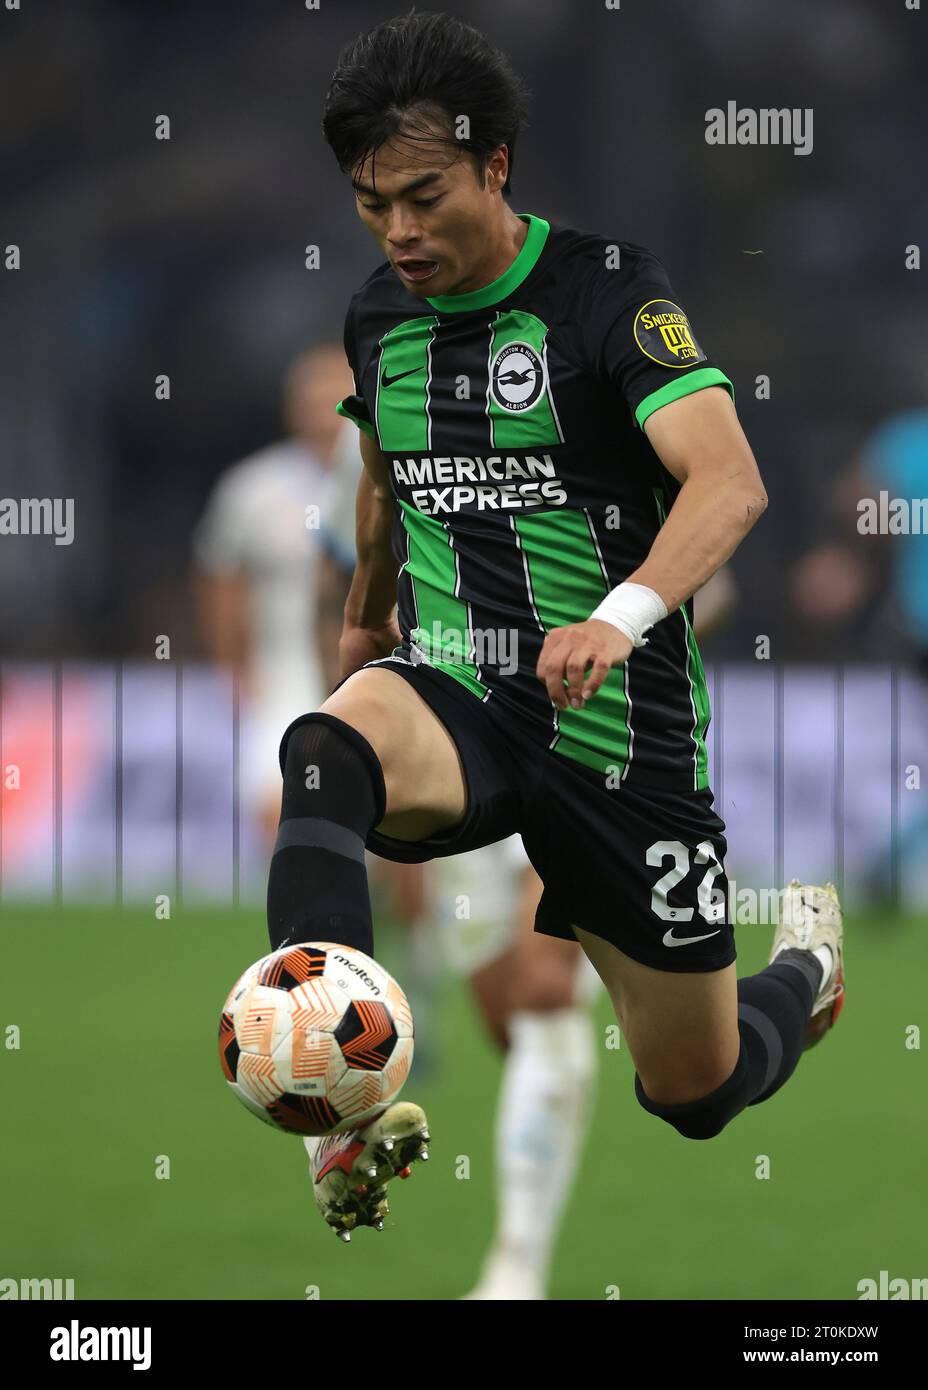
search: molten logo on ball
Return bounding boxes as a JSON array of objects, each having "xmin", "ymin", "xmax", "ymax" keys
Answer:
[{"xmin": 218, "ymin": 942, "xmax": 414, "ymax": 1135}]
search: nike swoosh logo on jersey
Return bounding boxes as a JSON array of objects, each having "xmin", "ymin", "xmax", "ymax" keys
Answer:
[
  {"xmin": 381, "ymin": 366, "xmax": 423, "ymax": 388},
  {"xmin": 662, "ymin": 927, "xmax": 722, "ymax": 947}
]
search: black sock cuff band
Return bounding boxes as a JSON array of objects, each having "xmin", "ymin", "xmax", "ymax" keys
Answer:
[
  {"xmin": 272, "ymin": 817, "xmax": 366, "ymax": 861},
  {"xmin": 737, "ymin": 1002, "xmax": 783, "ymax": 1097},
  {"xmin": 277, "ymin": 711, "xmax": 388, "ymax": 825}
]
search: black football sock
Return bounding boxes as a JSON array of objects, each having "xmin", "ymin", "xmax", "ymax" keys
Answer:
[
  {"xmin": 738, "ymin": 949, "xmax": 824, "ymax": 1106},
  {"xmin": 635, "ymin": 949, "xmax": 825, "ymax": 1139},
  {"xmin": 266, "ymin": 714, "xmax": 386, "ymax": 955}
]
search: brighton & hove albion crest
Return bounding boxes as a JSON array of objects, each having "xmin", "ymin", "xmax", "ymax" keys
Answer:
[{"xmin": 489, "ymin": 341, "xmax": 546, "ymax": 412}]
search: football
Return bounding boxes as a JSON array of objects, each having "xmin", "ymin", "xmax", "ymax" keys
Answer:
[{"xmin": 218, "ymin": 941, "xmax": 414, "ymax": 1136}]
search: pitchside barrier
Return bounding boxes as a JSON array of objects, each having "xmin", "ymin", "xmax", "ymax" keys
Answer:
[{"xmin": 0, "ymin": 662, "xmax": 925, "ymax": 909}]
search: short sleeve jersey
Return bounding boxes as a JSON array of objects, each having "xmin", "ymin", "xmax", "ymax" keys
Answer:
[{"xmin": 337, "ymin": 211, "xmax": 734, "ymax": 791}]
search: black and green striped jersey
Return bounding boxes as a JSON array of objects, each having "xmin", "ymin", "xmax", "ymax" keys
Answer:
[{"xmin": 336, "ymin": 211, "xmax": 734, "ymax": 792}]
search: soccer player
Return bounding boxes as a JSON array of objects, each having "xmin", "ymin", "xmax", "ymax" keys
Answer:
[{"xmin": 270, "ymin": 12, "xmax": 846, "ymax": 1241}]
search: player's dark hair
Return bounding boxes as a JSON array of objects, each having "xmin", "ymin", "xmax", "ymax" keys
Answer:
[{"xmin": 322, "ymin": 9, "xmax": 531, "ymax": 197}]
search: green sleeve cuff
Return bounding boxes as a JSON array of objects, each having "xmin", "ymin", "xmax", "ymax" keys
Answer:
[
  {"xmin": 336, "ymin": 400, "xmax": 376, "ymax": 439},
  {"xmin": 635, "ymin": 368, "xmax": 735, "ymax": 430}
]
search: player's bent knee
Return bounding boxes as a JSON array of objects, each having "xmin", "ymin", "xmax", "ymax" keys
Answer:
[
  {"xmin": 318, "ymin": 687, "xmax": 404, "ymax": 775},
  {"xmin": 634, "ymin": 1043, "xmax": 752, "ymax": 1141},
  {"xmin": 279, "ymin": 703, "xmax": 422, "ymax": 827},
  {"xmin": 634, "ymin": 1055, "xmax": 737, "ymax": 1107},
  {"xmin": 321, "ymin": 669, "xmax": 430, "ymax": 759},
  {"xmin": 319, "ymin": 671, "xmax": 466, "ymax": 825},
  {"xmin": 278, "ymin": 712, "xmax": 386, "ymax": 813}
]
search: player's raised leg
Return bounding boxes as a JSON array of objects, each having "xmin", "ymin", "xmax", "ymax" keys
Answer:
[{"xmin": 576, "ymin": 880, "xmax": 845, "ymax": 1139}]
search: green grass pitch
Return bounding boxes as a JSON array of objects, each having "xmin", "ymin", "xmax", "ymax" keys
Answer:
[{"xmin": 0, "ymin": 904, "xmax": 923, "ymax": 1300}]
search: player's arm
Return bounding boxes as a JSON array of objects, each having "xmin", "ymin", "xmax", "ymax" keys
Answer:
[
  {"xmin": 338, "ymin": 431, "xmax": 402, "ymax": 678},
  {"xmin": 631, "ymin": 386, "xmax": 765, "ymax": 609},
  {"xmin": 537, "ymin": 388, "xmax": 766, "ymax": 710}
]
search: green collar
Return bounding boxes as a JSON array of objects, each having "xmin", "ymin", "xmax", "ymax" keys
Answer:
[{"xmin": 425, "ymin": 212, "xmax": 550, "ymax": 313}]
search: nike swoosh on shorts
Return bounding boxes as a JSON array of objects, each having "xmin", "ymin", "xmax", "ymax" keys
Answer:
[{"xmin": 662, "ymin": 928, "xmax": 721, "ymax": 947}]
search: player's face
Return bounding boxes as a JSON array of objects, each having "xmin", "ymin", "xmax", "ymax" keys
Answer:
[{"xmin": 352, "ymin": 132, "xmax": 508, "ymax": 298}]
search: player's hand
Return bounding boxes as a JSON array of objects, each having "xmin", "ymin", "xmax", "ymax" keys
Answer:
[
  {"xmin": 535, "ymin": 619, "xmax": 633, "ymax": 711},
  {"xmin": 338, "ymin": 617, "xmax": 402, "ymax": 680}
]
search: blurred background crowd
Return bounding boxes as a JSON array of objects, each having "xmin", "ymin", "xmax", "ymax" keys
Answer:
[{"xmin": 2, "ymin": 0, "xmax": 926, "ymax": 662}]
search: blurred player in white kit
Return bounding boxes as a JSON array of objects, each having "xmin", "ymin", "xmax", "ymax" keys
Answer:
[{"xmin": 193, "ymin": 346, "xmax": 351, "ymax": 843}]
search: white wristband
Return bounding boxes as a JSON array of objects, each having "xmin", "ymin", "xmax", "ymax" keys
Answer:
[{"xmin": 589, "ymin": 581, "xmax": 668, "ymax": 648}]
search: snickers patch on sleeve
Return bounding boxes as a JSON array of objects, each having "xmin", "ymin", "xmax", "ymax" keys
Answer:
[{"xmin": 633, "ymin": 300, "xmax": 707, "ymax": 369}]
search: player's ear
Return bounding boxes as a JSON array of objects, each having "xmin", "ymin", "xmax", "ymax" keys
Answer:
[{"xmin": 481, "ymin": 145, "xmax": 509, "ymax": 194}]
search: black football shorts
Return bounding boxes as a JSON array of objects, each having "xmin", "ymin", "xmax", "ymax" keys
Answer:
[{"xmin": 336, "ymin": 654, "xmax": 735, "ymax": 974}]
